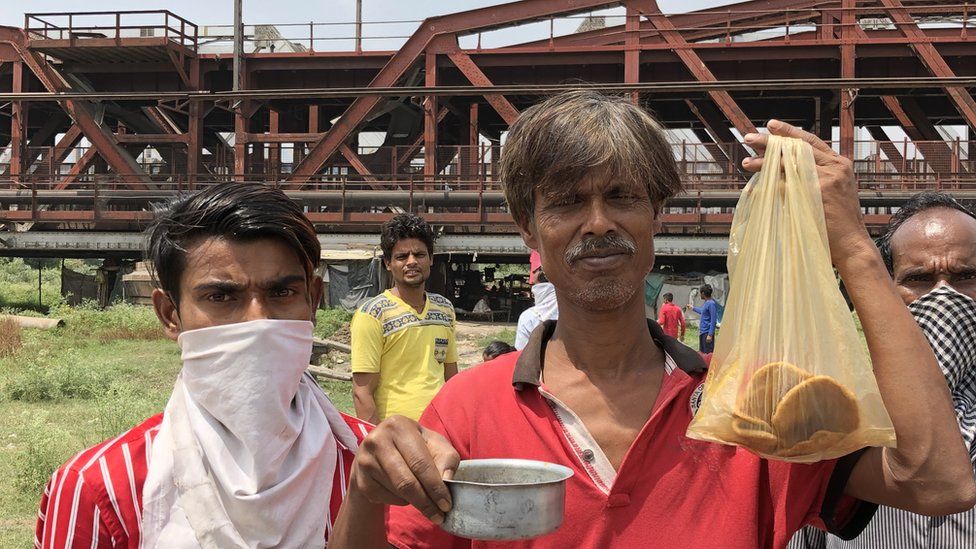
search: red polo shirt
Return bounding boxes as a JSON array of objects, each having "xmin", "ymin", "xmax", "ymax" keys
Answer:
[
  {"xmin": 657, "ymin": 301, "xmax": 686, "ymax": 339},
  {"xmin": 388, "ymin": 320, "xmax": 873, "ymax": 549}
]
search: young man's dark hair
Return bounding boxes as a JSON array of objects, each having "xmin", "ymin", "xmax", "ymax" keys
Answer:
[
  {"xmin": 380, "ymin": 213, "xmax": 436, "ymax": 262},
  {"xmin": 877, "ymin": 191, "xmax": 976, "ymax": 274},
  {"xmin": 482, "ymin": 340, "xmax": 516, "ymax": 362},
  {"xmin": 663, "ymin": 292, "xmax": 674, "ymax": 302},
  {"xmin": 700, "ymin": 284, "xmax": 713, "ymax": 298},
  {"xmin": 146, "ymin": 182, "xmax": 320, "ymax": 304}
]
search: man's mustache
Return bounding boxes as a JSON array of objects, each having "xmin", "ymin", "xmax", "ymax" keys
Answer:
[{"xmin": 565, "ymin": 234, "xmax": 637, "ymax": 264}]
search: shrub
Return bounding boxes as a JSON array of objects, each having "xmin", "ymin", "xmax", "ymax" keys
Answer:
[
  {"xmin": 93, "ymin": 384, "xmax": 165, "ymax": 441},
  {"xmin": 11, "ymin": 417, "xmax": 74, "ymax": 496},
  {"xmin": 55, "ymin": 302, "xmax": 164, "ymax": 342},
  {"xmin": 3, "ymin": 362, "xmax": 112, "ymax": 402},
  {"xmin": 0, "ymin": 317, "xmax": 23, "ymax": 357}
]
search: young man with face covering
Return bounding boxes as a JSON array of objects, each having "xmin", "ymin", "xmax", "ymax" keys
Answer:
[
  {"xmin": 330, "ymin": 91, "xmax": 976, "ymax": 549},
  {"xmin": 790, "ymin": 192, "xmax": 976, "ymax": 548},
  {"xmin": 35, "ymin": 183, "xmax": 370, "ymax": 548}
]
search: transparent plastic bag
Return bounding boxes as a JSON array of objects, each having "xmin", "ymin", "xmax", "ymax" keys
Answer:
[{"xmin": 685, "ymin": 135, "xmax": 896, "ymax": 463}]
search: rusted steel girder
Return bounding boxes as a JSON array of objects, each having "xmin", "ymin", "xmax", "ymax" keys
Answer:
[
  {"xmin": 1, "ymin": 110, "xmax": 68, "ymax": 176},
  {"xmin": 879, "ymin": 0, "xmax": 976, "ymax": 132},
  {"xmin": 639, "ymin": 0, "xmax": 756, "ymax": 136},
  {"xmin": 286, "ymin": 0, "xmax": 625, "ymax": 187},
  {"xmin": 424, "ymin": 52, "xmax": 438, "ymax": 184},
  {"xmin": 48, "ymin": 125, "xmax": 84, "ymax": 166},
  {"xmin": 1, "ymin": 32, "xmax": 151, "ymax": 189},
  {"xmin": 624, "ymin": 6, "xmax": 640, "ymax": 104},
  {"xmin": 866, "ymin": 126, "xmax": 905, "ymax": 171},
  {"xmin": 685, "ymin": 99, "xmax": 751, "ymax": 175},
  {"xmin": 519, "ymin": 0, "xmax": 830, "ymax": 48},
  {"xmin": 339, "ymin": 143, "xmax": 380, "ymax": 186},
  {"xmin": 186, "ymin": 58, "xmax": 202, "ymax": 188},
  {"xmin": 398, "ymin": 107, "xmax": 450, "ymax": 171},
  {"xmin": 9, "ymin": 61, "xmax": 25, "ymax": 186},
  {"xmin": 880, "ymin": 95, "xmax": 957, "ymax": 174},
  {"xmin": 839, "ymin": 0, "xmax": 855, "ymax": 159},
  {"xmin": 446, "ymin": 52, "xmax": 519, "ymax": 125},
  {"xmin": 54, "ymin": 146, "xmax": 98, "ymax": 190},
  {"xmin": 0, "ymin": 31, "xmax": 152, "ymax": 189}
]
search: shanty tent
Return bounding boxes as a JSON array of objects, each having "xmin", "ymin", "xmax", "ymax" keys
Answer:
[{"xmin": 321, "ymin": 249, "xmax": 388, "ymax": 311}]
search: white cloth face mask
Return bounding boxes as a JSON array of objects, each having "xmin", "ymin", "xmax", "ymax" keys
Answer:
[{"xmin": 140, "ymin": 319, "xmax": 358, "ymax": 549}]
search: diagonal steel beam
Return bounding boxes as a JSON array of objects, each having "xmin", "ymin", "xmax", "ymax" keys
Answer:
[
  {"xmin": 638, "ymin": 1, "xmax": 756, "ymax": 135},
  {"xmin": 397, "ymin": 107, "xmax": 450, "ymax": 171},
  {"xmin": 1, "ymin": 110, "xmax": 67, "ymax": 176},
  {"xmin": 339, "ymin": 143, "xmax": 381, "ymax": 187},
  {"xmin": 0, "ymin": 28, "xmax": 152, "ymax": 190},
  {"xmin": 167, "ymin": 49, "xmax": 191, "ymax": 88},
  {"xmin": 866, "ymin": 126, "xmax": 905, "ymax": 172},
  {"xmin": 881, "ymin": 95, "xmax": 956, "ymax": 174},
  {"xmin": 691, "ymin": 129, "xmax": 734, "ymax": 176},
  {"xmin": 54, "ymin": 146, "xmax": 98, "ymax": 190},
  {"xmin": 49, "ymin": 125, "xmax": 84, "ymax": 166},
  {"xmin": 286, "ymin": 0, "xmax": 625, "ymax": 187},
  {"xmin": 882, "ymin": 96, "xmax": 940, "ymax": 142},
  {"xmin": 446, "ymin": 52, "xmax": 519, "ymax": 126},
  {"xmin": 879, "ymin": 0, "xmax": 976, "ymax": 132},
  {"xmin": 686, "ymin": 99, "xmax": 751, "ymax": 176}
]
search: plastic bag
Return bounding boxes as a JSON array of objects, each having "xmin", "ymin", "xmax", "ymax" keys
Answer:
[{"xmin": 685, "ymin": 135, "xmax": 896, "ymax": 463}]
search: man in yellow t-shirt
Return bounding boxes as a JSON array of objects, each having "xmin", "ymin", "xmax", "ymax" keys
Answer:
[{"xmin": 350, "ymin": 214, "xmax": 458, "ymax": 422}]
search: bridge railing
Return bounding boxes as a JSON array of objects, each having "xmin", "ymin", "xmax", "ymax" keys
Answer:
[
  {"xmin": 25, "ymin": 10, "xmax": 198, "ymax": 50},
  {"xmin": 2, "ymin": 139, "xmax": 973, "ymax": 193}
]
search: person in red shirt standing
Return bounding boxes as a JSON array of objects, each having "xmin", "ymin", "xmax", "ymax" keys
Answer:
[
  {"xmin": 657, "ymin": 292, "xmax": 686, "ymax": 340},
  {"xmin": 329, "ymin": 91, "xmax": 976, "ymax": 548},
  {"xmin": 35, "ymin": 183, "xmax": 370, "ymax": 548}
]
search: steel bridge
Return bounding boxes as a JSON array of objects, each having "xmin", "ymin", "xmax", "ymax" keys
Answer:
[{"xmin": 1, "ymin": 0, "xmax": 975, "ymax": 250}]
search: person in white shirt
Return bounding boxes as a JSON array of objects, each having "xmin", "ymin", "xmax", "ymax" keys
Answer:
[{"xmin": 515, "ymin": 269, "xmax": 558, "ymax": 350}]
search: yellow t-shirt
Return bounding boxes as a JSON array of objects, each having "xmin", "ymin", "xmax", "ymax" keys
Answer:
[{"xmin": 350, "ymin": 290, "xmax": 458, "ymax": 421}]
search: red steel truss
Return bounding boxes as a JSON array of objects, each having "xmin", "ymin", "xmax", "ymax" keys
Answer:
[{"xmin": 0, "ymin": 1, "xmax": 973, "ymax": 235}]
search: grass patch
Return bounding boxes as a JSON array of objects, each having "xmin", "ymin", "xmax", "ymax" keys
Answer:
[
  {"xmin": 0, "ymin": 318, "xmax": 22, "ymax": 357},
  {"xmin": 315, "ymin": 308, "xmax": 353, "ymax": 340},
  {"xmin": 0, "ymin": 306, "xmax": 180, "ymax": 547},
  {"xmin": 474, "ymin": 327, "xmax": 516, "ymax": 350}
]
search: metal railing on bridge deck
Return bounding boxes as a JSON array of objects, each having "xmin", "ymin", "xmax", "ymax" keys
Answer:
[
  {"xmin": 169, "ymin": 3, "xmax": 976, "ymax": 54},
  {"xmin": 25, "ymin": 11, "xmax": 198, "ymax": 50},
  {"xmin": 0, "ymin": 138, "xmax": 972, "ymax": 229}
]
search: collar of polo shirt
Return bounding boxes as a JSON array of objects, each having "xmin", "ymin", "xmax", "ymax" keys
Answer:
[{"xmin": 512, "ymin": 319, "xmax": 708, "ymax": 390}]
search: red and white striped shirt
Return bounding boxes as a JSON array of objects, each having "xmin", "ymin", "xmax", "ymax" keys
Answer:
[{"xmin": 35, "ymin": 412, "xmax": 371, "ymax": 548}]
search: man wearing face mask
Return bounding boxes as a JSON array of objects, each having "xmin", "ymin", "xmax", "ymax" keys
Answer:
[
  {"xmin": 790, "ymin": 191, "xmax": 976, "ymax": 549},
  {"xmin": 34, "ymin": 182, "xmax": 371, "ymax": 548}
]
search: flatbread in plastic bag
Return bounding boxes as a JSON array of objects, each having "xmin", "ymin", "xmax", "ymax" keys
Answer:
[{"xmin": 685, "ymin": 135, "xmax": 896, "ymax": 463}]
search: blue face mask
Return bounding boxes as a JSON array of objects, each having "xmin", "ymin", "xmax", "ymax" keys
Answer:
[{"xmin": 908, "ymin": 284, "xmax": 976, "ymax": 463}]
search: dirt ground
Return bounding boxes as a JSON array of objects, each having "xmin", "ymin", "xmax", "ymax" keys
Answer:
[
  {"xmin": 319, "ymin": 321, "xmax": 516, "ymax": 371},
  {"xmin": 454, "ymin": 321, "xmax": 517, "ymax": 368}
]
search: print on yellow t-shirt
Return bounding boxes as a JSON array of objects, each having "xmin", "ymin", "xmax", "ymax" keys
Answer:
[{"xmin": 350, "ymin": 290, "xmax": 458, "ymax": 421}]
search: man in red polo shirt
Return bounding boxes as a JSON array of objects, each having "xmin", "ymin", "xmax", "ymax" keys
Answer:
[
  {"xmin": 329, "ymin": 91, "xmax": 976, "ymax": 548},
  {"xmin": 657, "ymin": 292, "xmax": 686, "ymax": 340}
]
